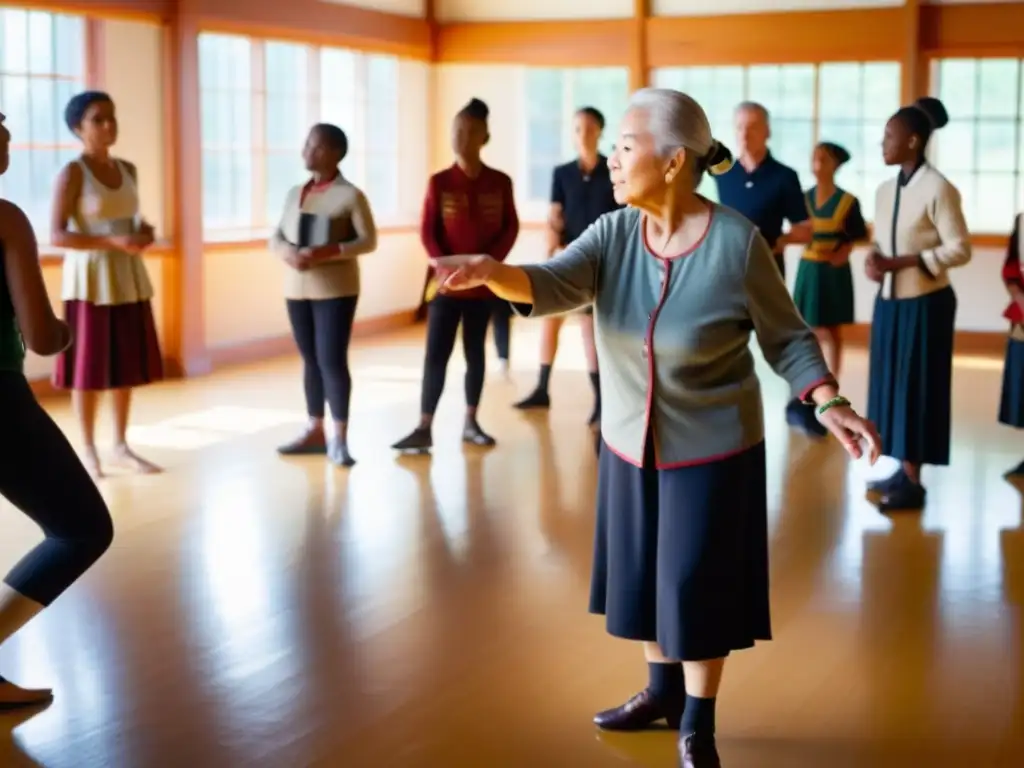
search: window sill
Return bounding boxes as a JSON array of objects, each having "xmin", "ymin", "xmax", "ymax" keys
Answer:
[{"xmin": 39, "ymin": 240, "xmax": 175, "ymax": 266}]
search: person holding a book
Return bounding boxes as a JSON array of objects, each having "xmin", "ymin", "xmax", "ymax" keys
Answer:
[{"xmin": 271, "ymin": 122, "xmax": 378, "ymax": 467}]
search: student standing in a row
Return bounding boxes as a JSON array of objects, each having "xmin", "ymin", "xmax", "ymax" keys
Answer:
[
  {"xmin": 865, "ymin": 96, "xmax": 971, "ymax": 512},
  {"xmin": 714, "ymin": 102, "xmax": 814, "ymax": 434},
  {"xmin": 513, "ymin": 106, "xmax": 621, "ymax": 433},
  {"xmin": 392, "ymin": 98, "xmax": 519, "ymax": 454}
]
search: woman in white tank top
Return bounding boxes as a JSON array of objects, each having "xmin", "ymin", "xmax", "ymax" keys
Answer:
[{"xmin": 50, "ymin": 91, "xmax": 163, "ymax": 479}]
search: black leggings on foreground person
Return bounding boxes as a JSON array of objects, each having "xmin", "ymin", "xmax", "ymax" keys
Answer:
[{"xmin": 0, "ymin": 373, "xmax": 114, "ymax": 607}]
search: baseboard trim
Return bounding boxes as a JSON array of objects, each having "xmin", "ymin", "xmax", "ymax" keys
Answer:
[
  {"xmin": 843, "ymin": 323, "xmax": 1007, "ymax": 357},
  {"xmin": 29, "ymin": 308, "xmax": 419, "ymax": 399},
  {"xmin": 206, "ymin": 308, "xmax": 419, "ymax": 370}
]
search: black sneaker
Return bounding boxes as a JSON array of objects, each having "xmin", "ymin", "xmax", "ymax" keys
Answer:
[
  {"xmin": 392, "ymin": 427, "xmax": 432, "ymax": 454},
  {"xmin": 463, "ymin": 421, "xmax": 496, "ymax": 447}
]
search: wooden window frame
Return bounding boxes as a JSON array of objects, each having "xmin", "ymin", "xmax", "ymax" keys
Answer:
[{"xmin": 198, "ymin": 30, "xmax": 409, "ymax": 247}]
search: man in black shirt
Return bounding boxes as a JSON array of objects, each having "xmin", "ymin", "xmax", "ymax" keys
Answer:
[{"xmin": 513, "ymin": 107, "xmax": 621, "ymax": 428}]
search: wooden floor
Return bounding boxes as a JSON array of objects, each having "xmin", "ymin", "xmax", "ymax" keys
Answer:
[{"xmin": 1, "ymin": 321, "xmax": 1022, "ymax": 768}]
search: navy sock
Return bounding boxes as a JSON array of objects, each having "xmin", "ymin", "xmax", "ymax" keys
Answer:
[
  {"xmin": 589, "ymin": 371, "xmax": 600, "ymax": 395},
  {"xmin": 648, "ymin": 662, "xmax": 684, "ymax": 701},
  {"xmin": 537, "ymin": 364, "xmax": 552, "ymax": 391},
  {"xmin": 680, "ymin": 694, "xmax": 716, "ymax": 736}
]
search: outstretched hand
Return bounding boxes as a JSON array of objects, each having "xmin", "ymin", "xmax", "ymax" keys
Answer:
[
  {"xmin": 435, "ymin": 255, "xmax": 499, "ymax": 294},
  {"xmin": 818, "ymin": 404, "xmax": 882, "ymax": 464}
]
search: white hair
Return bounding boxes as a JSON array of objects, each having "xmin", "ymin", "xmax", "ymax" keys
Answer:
[
  {"xmin": 628, "ymin": 88, "xmax": 714, "ymax": 158},
  {"xmin": 626, "ymin": 87, "xmax": 734, "ymax": 178}
]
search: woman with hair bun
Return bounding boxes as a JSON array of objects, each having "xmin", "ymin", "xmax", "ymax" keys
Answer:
[
  {"xmin": 435, "ymin": 88, "xmax": 880, "ymax": 768},
  {"xmin": 865, "ymin": 96, "xmax": 971, "ymax": 512},
  {"xmin": 392, "ymin": 98, "xmax": 519, "ymax": 454},
  {"xmin": 789, "ymin": 141, "xmax": 868, "ymax": 435},
  {"xmin": 50, "ymin": 91, "xmax": 163, "ymax": 479}
]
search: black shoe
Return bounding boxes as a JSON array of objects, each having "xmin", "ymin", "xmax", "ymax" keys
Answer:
[
  {"xmin": 392, "ymin": 427, "xmax": 432, "ymax": 454},
  {"xmin": 867, "ymin": 468, "xmax": 908, "ymax": 494},
  {"xmin": 1004, "ymin": 459, "xmax": 1024, "ymax": 479},
  {"xmin": 513, "ymin": 389, "xmax": 550, "ymax": 410},
  {"xmin": 593, "ymin": 689, "xmax": 684, "ymax": 731},
  {"xmin": 679, "ymin": 732, "xmax": 721, "ymax": 768},
  {"xmin": 878, "ymin": 481, "xmax": 926, "ymax": 512}
]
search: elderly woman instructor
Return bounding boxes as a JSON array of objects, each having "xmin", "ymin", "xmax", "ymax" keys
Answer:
[{"xmin": 437, "ymin": 88, "xmax": 881, "ymax": 768}]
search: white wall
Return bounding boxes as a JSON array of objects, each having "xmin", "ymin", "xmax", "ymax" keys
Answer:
[
  {"xmin": 652, "ymin": 0, "xmax": 901, "ymax": 15},
  {"xmin": 319, "ymin": 0, "xmax": 427, "ymax": 16},
  {"xmin": 437, "ymin": 0, "xmax": 631, "ymax": 21}
]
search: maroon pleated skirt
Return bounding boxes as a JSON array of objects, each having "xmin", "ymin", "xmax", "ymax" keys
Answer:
[{"xmin": 53, "ymin": 299, "xmax": 164, "ymax": 391}]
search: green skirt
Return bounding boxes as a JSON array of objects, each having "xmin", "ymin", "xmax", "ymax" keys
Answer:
[{"xmin": 793, "ymin": 259, "xmax": 854, "ymax": 328}]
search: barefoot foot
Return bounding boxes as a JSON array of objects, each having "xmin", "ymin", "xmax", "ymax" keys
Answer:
[
  {"xmin": 0, "ymin": 678, "xmax": 53, "ymax": 710},
  {"xmin": 111, "ymin": 444, "xmax": 163, "ymax": 474},
  {"xmin": 83, "ymin": 445, "xmax": 104, "ymax": 479}
]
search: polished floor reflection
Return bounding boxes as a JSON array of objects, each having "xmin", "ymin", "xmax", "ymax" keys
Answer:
[{"xmin": 0, "ymin": 323, "xmax": 1021, "ymax": 767}]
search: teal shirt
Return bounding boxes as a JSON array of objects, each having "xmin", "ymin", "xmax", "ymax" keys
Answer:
[
  {"xmin": 517, "ymin": 205, "xmax": 832, "ymax": 467},
  {"xmin": 0, "ymin": 243, "xmax": 26, "ymax": 373}
]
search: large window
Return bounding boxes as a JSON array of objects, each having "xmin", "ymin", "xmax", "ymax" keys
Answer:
[
  {"xmin": 523, "ymin": 67, "xmax": 630, "ymax": 201},
  {"xmin": 931, "ymin": 58, "xmax": 1024, "ymax": 234},
  {"xmin": 0, "ymin": 8, "xmax": 86, "ymax": 242},
  {"xmin": 653, "ymin": 62, "xmax": 900, "ymax": 215},
  {"xmin": 199, "ymin": 33, "xmax": 403, "ymax": 240}
]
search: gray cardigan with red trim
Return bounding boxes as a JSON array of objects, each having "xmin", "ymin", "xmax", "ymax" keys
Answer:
[{"xmin": 517, "ymin": 204, "xmax": 832, "ymax": 468}]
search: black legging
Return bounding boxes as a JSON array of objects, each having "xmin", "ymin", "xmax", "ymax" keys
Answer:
[
  {"xmin": 421, "ymin": 294, "xmax": 491, "ymax": 415},
  {"xmin": 491, "ymin": 299, "xmax": 511, "ymax": 361},
  {"xmin": 0, "ymin": 372, "xmax": 113, "ymax": 607},
  {"xmin": 287, "ymin": 296, "xmax": 358, "ymax": 421}
]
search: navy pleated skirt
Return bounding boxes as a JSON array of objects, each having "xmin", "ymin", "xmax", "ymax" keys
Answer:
[
  {"xmin": 867, "ymin": 286, "xmax": 956, "ymax": 466},
  {"xmin": 588, "ymin": 437, "xmax": 771, "ymax": 662},
  {"xmin": 999, "ymin": 335, "xmax": 1024, "ymax": 429}
]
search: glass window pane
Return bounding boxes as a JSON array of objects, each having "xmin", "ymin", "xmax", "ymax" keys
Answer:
[
  {"xmin": 931, "ymin": 120, "xmax": 975, "ymax": 173},
  {"xmin": 2, "ymin": 9, "xmax": 29, "ymax": 73},
  {"xmin": 937, "ymin": 59, "xmax": 978, "ymax": 120},
  {"xmin": 976, "ymin": 120, "xmax": 1017, "ymax": 172},
  {"xmin": 818, "ymin": 63, "xmax": 862, "ymax": 120},
  {"xmin": 974, "ymin": 173, "xmax": 1017, "ymax": 233},
  {"xmin": 27, "ymin": 12, "xmax": 53, "ymax": 75},
  {"xmin": 862, "ymin": 62, "xmax": 901, "ymax": 121},
  {"xmin": 53, "ymin": 14, "xmax": 83, "ymax": 78},
  {"xmin": 977, "ymin": 59, "xmax": 1020, "ymax": 119},
  {"xmin": 0, "ymin": 9, "xmax": 84, "ymax": 245}
]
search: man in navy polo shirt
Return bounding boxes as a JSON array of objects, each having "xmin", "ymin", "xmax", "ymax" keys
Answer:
[
  {"xmin": 714, "ymin": 101, "xmax": 810, "ymax": 280},
  {"xmin": 716, "ymin": 101, "xmax": 825, "ymax": 436},
  {"xmin": 513, "ymin": 106, "xmax": 621, "ymax": 432}
]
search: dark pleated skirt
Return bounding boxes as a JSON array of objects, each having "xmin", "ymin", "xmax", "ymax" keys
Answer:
[
  {"xmin": 999, "ymin": 336, "xmax": 1024, "ymax": 429},
  {"xmin": 53, "ymin": 299, "xmax": 163, "ymax": 391},
  {"xmin": 866, "ymin": 286, "xmax": 956, "ymax": 466},
  {"xmin": 793, "ymin": 259, "xmax": 854, "ymax": 328},
  {"xmin": 589, "ymin": 438, "xmax": 771, "ymax": 661}
]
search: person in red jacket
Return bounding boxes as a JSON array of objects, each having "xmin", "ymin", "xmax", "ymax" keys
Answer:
[
  {"xmin": 392, "ymin": 98, "xmax": 519, "ymax": 453},
  {"xmin": 1000, "ymin": 212, "xmax": 1024, "ymax": 478}
]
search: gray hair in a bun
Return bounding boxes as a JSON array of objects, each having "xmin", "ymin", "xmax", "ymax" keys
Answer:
[{"xmin": 627, "ymin": 87, "xmax": 734, "ymax": 182}]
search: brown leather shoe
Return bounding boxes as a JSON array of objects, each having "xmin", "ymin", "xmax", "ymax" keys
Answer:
[
  {"xmin": 593, "ymin": 689, "xmax": 684, "ymax": 731},
  {"xmin": 679, "ymin": 733, "xmax": 721, "ymax": 767}
]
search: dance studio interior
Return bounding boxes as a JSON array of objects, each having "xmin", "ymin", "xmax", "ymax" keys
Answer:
[{"xmin": 0, "ymin": 0, "xmax": 1022, "ymax": 766}]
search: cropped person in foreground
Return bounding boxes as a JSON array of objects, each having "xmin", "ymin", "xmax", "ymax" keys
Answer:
[
  {"xmin": 0, "ymin": 110, "xmax": 114, "ymax": 707},
  {"xmin": 434, "ymin": 88, "xmax": 881, "ymax": 768}
]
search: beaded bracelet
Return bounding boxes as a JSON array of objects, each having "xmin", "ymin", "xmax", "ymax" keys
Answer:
[{"xmin": 816, "ymin": 395, "xmax": 851, "ymax": 417}]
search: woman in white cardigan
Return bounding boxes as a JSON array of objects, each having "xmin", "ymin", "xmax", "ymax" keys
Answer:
[{"xmin": 864, "ymin": 96, "xmax": 971, "ymax": 511}]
